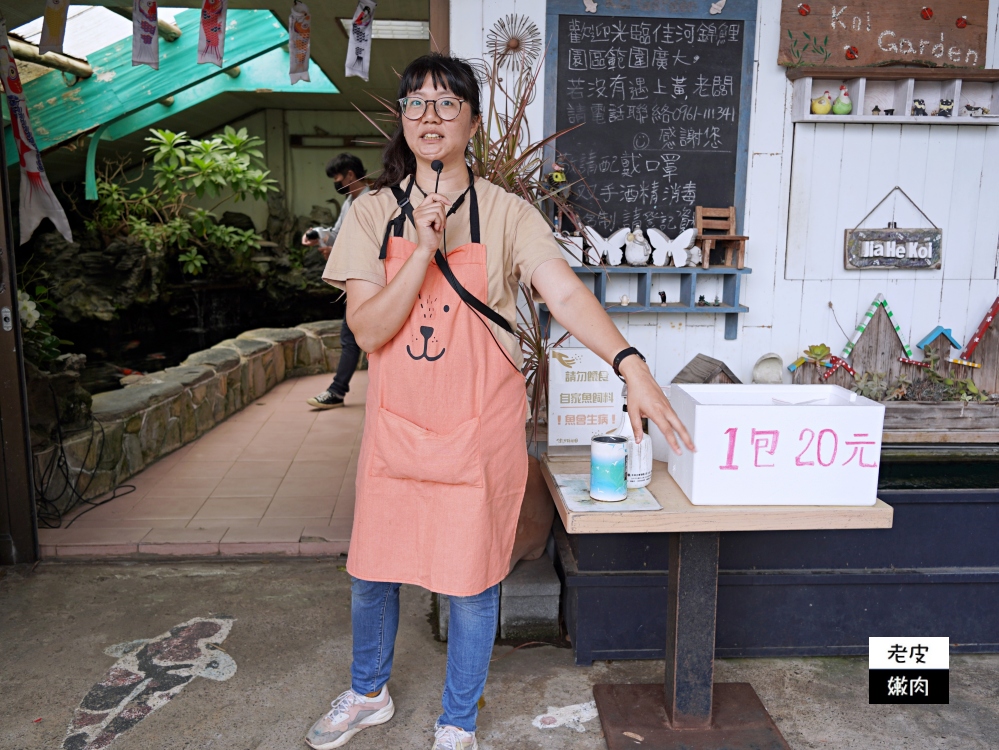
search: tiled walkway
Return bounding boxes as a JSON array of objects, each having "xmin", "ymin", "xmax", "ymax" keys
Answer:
[{"xmin": 38, "ymin": 372, "xmax": 367, "ymax": 558}]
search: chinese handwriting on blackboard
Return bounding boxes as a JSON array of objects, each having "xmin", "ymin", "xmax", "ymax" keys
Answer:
[{"xmin": 556, "ymin": 16, "xmax": 745, "ymax": 235}]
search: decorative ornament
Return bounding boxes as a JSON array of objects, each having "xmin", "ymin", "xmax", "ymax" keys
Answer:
[
  {"xmin": 132, "ymin": 0, "xmax": 159, "ymax": 69},
  {"xmin": 0, "ymin": 20, "xmax": 73, "ymax": 244},
  {"xmin": 624, "ymin": 227, "xmax": 653, "ymax": 266},
  {"xmin": 832, "ymin": 85, "xmax": 853, "ymax": 115},
  {"xmin": 938, "ymin": 98, "xmax": 954, "ymax": 117},
  {"xmin": 620, "ymin": 294, "xmax": 630, "ymax": 307},
  {"xmin": 39, "ymin": 0, "xmax": 70, "ymax": 55},
  {"xmin": 647, "ymin": 227, "xmax": 695, "ymax": 267},
  {"xmin": 920, "ymin": 7, "xmax": 933, "ymax": 21},
  {"xmin": 709, "ymin": 0, "xmax": 727, "ymax": 15},
  {"xmin": 956, "ymin": 16, "xmax": 968, "ymax": 29},
  {"xmin": 581, "ymin": 226, "xmax": 628, "ymax": 266},
  {"xmin": 872, "ymin": 105, "xmax": 881, "ymax": 115},
  {"xmin": 486, "ymin": 14, "xmax": 541, "ymax": 70},
  {"xmin": 583, "ymin": 0, "xmax": 598, "ymax": 12},
  {"xmin": 198, "ymin": 0, "xmax": 228, "ymax": 66},
  {"xmin": 658, "ymin": 291, "xmax": 667, "ymax": 303},
  {"xmin": 345, "ymin": 0, "xmax": 376, "ymax": 81},
  {"xmin": 811, "ymin": 89, "xmax": 833, "ymax": 115},
  {"xmin": 912, "ymin": 98, "xmax": 927, "ymax": 116},
  {"xmin": 844, "ymin": 45, "xmax": 859, "ymax": 60},
  {"xmin": 288, "ymin": 1, "xmax": 311, "ymax": 84},
  {"xmin": 797, "ymin": 3, "xmax": 810, "ymax": 16}
]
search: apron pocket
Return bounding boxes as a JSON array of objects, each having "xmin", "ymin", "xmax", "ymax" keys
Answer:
[{"xmin": 370, "ymin": 408, "xmax": 483, "ymax": 487}]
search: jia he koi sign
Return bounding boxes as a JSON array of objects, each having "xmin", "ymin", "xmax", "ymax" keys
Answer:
[{"xmin": 667, "ymin": 384, "xmax": 885, "ymax": 506}]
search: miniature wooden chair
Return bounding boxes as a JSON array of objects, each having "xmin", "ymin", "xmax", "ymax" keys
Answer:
[{"xmin": 694, "ymin": 206, "xmax": 748, "ymax": 269}]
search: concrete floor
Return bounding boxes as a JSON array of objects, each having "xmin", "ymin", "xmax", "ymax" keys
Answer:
[{"xmin": 2, "ymin": 560, "xmax": 997, "ymax": 750}]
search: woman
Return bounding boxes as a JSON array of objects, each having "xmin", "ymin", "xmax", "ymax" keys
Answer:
[{"xmin": 311, "ymin": 54, "xmax": 694, "ymax": 750}]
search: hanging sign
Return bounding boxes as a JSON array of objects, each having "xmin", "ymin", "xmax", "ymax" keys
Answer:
[
  {"xmin": 0, "ymin": 21, "xmax": 73, "ymax": 245},
  {"xmin": 132, "ymin": 0, "xmax": 159, "ymax": 69},
  {"xmin": 345, "ymin": 0, "xmax": 376, "ymax": 82},
  {"xmin": 198, "ymin": 0, "xmax": 228, "ymax": 66},
  {"xmin": 779, "ymin": 0, "xmax": 988, "ymax": 68},
  {"xmin": 844, "ymin": 187, "xmax": 942, "ymax": 270},
  {"xmin": 38, "ymin": 0, "xmax": 70, "ymax": 55},
  {"xmin": 289, "ymin": 1, "xmax": 311, "ymax": 84},
  {"xmin": 845, "ymin": 228, "xmax": 942, "ymax": 270},
  {"xmin": 548, "ymin": 348, "xmax": 619, "ymax": 447}
]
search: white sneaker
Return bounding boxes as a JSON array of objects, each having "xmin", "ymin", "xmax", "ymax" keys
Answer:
[
  {"xmin": 432, "ymin": 724, "xmax": 478, "ymax": 750},
  {"xmin": 304, "ymin": 686, "xmax": 394, "ymax": 749}
]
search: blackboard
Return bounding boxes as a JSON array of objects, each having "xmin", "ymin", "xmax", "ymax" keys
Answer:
[{"xmin": 552, "ymin": 13, "xmax": 747, "ymax": 237}]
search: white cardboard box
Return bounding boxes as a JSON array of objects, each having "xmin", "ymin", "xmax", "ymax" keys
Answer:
[{"xmin": 664, "ymin": 384, "xmax": 884, "ymax": 506}]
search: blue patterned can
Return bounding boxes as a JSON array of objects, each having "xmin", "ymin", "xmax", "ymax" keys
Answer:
[{"xmin": 590, "ymin": 435, "xmax": 628, "ymax": 501}]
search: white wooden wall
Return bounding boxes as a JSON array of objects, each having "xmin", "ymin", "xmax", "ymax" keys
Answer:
[{"xmin": 453, "ymin": 1, "xmax": 999, "ymax": 384}]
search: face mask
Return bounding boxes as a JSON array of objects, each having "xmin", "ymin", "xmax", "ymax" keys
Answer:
[{"xmin": 333, "ymin": 181, "xmax": 350, "ymax": 196}]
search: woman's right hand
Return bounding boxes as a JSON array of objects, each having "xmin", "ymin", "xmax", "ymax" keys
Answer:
[{"xmin": 412, "ymin": 193, "xmax": 451, "ymax": 255}]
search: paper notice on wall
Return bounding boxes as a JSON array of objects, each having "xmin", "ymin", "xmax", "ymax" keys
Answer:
[
  {"xmin": 345, "ymin": 0, "xmax": 376, "ymax": 81},
  {"xmin": 38, "ymin": 0, "xmax": 70, "ymax": 55},
  {"xmin": 288, "ymin": 1, "xmax": 311, "ymax": 84},
  {"xmin": 198, "ymin": 0, "xmax": 228, "ymax": 66},
  {"xmin": 132, "ymin": 0, "xmax": 159, "ymax": 69},
  {"xmin": 0, "ymin": 21, "xmax": 72, "ymax": 245}
]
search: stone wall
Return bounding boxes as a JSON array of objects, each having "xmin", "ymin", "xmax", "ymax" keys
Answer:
[{"xmin": 35, "ymin": 321, "xmax": 345, "ymax": 503}]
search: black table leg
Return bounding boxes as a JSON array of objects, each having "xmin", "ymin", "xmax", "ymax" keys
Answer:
[{"xmin": 592, "ymin": 532, "xmax": 791, "ymax": 750}]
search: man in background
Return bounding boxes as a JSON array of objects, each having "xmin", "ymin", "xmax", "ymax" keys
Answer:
[{"xmin": 302, "ymin": 153, "xmax": 369, "ymax": 409}]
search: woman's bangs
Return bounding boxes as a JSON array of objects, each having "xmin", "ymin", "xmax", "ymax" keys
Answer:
[{"xmin": 397, "ymin": 56, "xmax": 480, "ymax": 114}]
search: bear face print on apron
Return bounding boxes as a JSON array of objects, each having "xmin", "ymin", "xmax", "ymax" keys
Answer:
[{"xmin": 346, "ymin": 172, "xmax": 529, "ymax": 597}]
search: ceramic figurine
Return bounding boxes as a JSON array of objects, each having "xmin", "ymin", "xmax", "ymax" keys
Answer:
[
  {"xmin": 620, "ymin": 294, "xmax": 630, "ymax": 307},
  {"xmin": 624, "ymin": 227, "xmax": 652, "ymax": 266},
  {"xmin": 712, "ymin": 295, "xmax": 721, "ymax": 306},
  {"xmin": 810, "ymin": 90, "xmax": 833, "ymax": 115},
  {"xmin": 658, "ymin": 290, "xmax": 667, "ymax": 303},
  {"xmin": 832, "ymin": 85, "xmax": 853, "ymax": 115},
  {"xmin": 687, "ymin": 244, "xmax": 703, "ymax": 267},
  {"xmin": 884, "ymin": 108, "xmax": 895, "ymax": 116},
  {"xmin": 912, "ymin": 98, "xmax": 927, "ymax": 116},
  {"xmin": 872, "ymin": 105, "xmax": 881, "ymax": 115},
  {"xmin": 938, "ymin": 98, "xmax": 954, "ymax": 117},
  {"xmin": 545, "ymin": 163, "xmax": 568, "ymax": 193},
  {"xmin": 581, "ymin": 226, "xmax": 629, "ymax": 266},
  {"xmin": 697, "ymin": 294, "xmax": 707, "ymax": 306},
  {"xmin": 647, "ymin": 227, "xmax": 695, "ymax": 267}
]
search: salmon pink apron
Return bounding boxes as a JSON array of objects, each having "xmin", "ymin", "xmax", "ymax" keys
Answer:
[{"xmin": 346, "ymin": 176, "xmax": 528, "ymax": 597}]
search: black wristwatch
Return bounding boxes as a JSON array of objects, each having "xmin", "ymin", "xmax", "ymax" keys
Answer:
[{"xmin": 612, "ymin": 347, "xmax": 646, "ymax": 379}]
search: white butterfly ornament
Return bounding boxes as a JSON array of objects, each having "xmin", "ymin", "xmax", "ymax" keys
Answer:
[
  {"xmin": 647, "ymin": 227, "xmax": 696, "ymax": 267},
  {"xmin": 581, "ymin": 226, "xmax": 629, "ymax": 266}
]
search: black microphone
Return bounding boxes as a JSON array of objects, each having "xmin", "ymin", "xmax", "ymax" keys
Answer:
[{"xmin": 431, "ymin": 159, "xmax": 444, "ymax": 193}]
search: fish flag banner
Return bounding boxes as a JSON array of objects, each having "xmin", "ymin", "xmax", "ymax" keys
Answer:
[
  {"xmin": 38, "ymin": 0, "xmax": 70, "ymax": 55},
  {"xmin": 198, "ymin": 0, "xmax": 228, "ymax": 66},
  {"xmin": 0, "ymin": 21, "xmax": 72, "ymax": 245},
  {"xmin": 288, "ymin": 1, "xmax": 311, "ymax": 84},
  {"xmin": 132, "ymin": 0, "xmax": 159, "ymax": 69},
  {"xmin": 345, "ymin": 0, "xmax": 376, "ymax": 82}
]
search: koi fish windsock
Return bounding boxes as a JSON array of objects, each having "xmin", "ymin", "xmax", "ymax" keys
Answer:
[
  {"xmin": 0, "ymin": 20, "xmax": 72, "ymax": 245},
  {"xmin": 132, "ymin": 0, "xmax": 159, "ymax": 69},
  {"xmin": 288, "ymin": 1, "xmax": 311, "ymax": 84},
  {"xmin": 345, "ymin": 0, "xmax": 376, "ymax": 82},
  {"xmin": 198, "ymin": 0, "xmax": 228, "ymax": 66},
  {"xmin": 39, "ymin": 0, "xmax": 70, "ymax": 54}
]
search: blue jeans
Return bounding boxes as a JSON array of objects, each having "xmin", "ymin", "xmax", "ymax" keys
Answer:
[
  {"xmin": 328, "ymin": 318, "xmax": 361, "ymax": 398},
  {"xmin": 350, "ymin": 577, "xmax": 499, "ymax": 733}
]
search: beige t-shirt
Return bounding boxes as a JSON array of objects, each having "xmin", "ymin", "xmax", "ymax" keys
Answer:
[{"xmin": 322, "ymin": 175, "xmax": 564, "ymax": 366}]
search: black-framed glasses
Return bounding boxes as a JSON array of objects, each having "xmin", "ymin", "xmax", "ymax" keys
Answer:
[{"xmin": 398, "ymin": 96, "xmax": 465, "ymax": 121}]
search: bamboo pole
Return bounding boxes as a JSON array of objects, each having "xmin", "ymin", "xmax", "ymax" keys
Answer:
[{"xmin": 9, "ymin": 38, "xmax": 92, "ymax": 79}]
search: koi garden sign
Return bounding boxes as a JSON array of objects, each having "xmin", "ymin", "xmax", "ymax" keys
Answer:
[
  {"xmin": 779, "ymin": 0, "xmax": 988, "ymax": 68},
  {"xmin": 845, "ymin": 227, "xmax": 942, "ymax": 270}
]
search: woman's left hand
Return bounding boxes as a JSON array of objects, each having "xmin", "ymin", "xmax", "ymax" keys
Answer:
[{"xmin": 619, "ymin": 355, "xmax": 695, "ymax": 455}]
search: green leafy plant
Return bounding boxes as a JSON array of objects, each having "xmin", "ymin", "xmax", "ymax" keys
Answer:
[
  {"xmin": 852, "ymin": 371, "xmax": 890, "ymax": 401},
  {"xmin": 86, "ymin": 126, "xmax": 277, "ymax": 276},
  {"xmin": 17, "ymin": 284, "xmax": 72, "ymax": 365}
]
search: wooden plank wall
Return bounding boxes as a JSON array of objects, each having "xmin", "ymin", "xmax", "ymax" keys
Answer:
[{"xmin": 452, "ymin": 1, "xmax": 999, "ymax": 388}]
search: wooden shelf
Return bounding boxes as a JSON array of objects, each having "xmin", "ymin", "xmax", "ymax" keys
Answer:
[
  {"xmin": 786, "ymin": 67, "xmax": 999, "ymax": 82},
  {"xmin": 791, "ymin": 71, "xmax": 999, "ymax": 124},
  {"xmin": 543, "ymin": 265, "xmax": 751, "ymax": 340}
]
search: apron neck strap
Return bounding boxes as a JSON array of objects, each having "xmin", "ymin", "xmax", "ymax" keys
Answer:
[{"xmin": 379, "ymin": 168, "xmax": 479, "ymax": 259}]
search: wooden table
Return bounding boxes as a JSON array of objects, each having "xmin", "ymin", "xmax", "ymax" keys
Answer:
[{"xmin": 542, "ymin": 455, "xmax": 894, "ymax": 750}]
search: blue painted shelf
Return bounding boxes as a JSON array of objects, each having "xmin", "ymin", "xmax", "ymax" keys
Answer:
[{"xmin": 544, "ymin": 265, "xmax": 751, "ymax": 340}]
